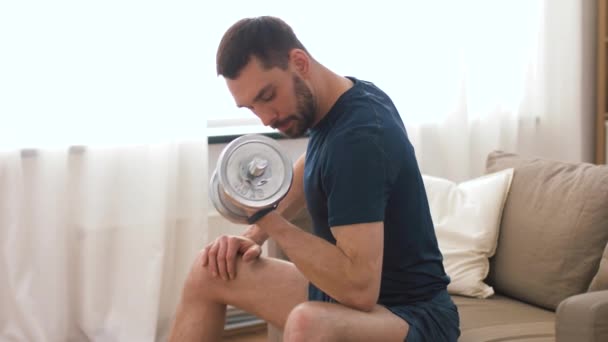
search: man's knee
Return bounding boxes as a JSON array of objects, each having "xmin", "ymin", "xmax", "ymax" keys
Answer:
[
  {"xmin": 181, "ymin": 252, "xmax": 257, "ymax": 302},
  {"xmin": 181, "ymin": 252, "xmax": 218, "ymax": 301},
  {"xmin": 284, "ymin": 302, "xmax": 332, "ymax": 342}
]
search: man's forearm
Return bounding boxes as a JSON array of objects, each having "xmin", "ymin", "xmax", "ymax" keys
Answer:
[{"xmin": 241, "ymin": 154, "xmax": 305, "ymax": 248}]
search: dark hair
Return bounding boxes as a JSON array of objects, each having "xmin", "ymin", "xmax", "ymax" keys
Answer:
[{"xmin": 216, "ymin": 16, "xmax": 308, "ymax": 79}]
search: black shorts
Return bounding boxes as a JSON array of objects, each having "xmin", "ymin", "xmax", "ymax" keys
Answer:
[
  {"xmin": 309, "ymin": 286, "xmax": 460, "ymax": 342},
  {"xmin": 383, "ymin": 290, "xmax": 460, "ymax": 342}
]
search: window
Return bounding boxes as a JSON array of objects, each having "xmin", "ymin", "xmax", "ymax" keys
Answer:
[{"xmin": 1, "ymin": 1, "xmax": 541, "ymax": 146}]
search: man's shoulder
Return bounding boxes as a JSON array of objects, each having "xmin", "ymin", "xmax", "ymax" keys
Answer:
[{"xmin": 347, "ymin": 77, "xmax": 394, "ymax": 104}]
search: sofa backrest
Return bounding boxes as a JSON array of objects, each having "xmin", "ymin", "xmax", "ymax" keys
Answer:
[{"xmin": 485, "ymin": 151, "xmax": 608, "ymax": 310}]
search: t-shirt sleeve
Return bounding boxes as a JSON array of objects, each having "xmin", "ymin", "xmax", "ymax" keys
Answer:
[{"xmin": 323, "ymin": 131, "xmax": 388, "ymax": 227}]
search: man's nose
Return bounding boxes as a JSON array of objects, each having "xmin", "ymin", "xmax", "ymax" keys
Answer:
[{"xmin": 256, "ymin": 109, "xmax": 278, "ymax": 127}]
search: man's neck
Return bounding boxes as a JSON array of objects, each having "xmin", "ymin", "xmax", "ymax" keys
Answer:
[{"xmin": 310, "ymin": 64, "xmax": 354, "ymax": 127}]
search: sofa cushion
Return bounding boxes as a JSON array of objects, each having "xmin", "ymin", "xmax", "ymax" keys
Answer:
[
  {"xmin": 485, "ymin": 151, "xmax": 608, "ymax": 310},
  {"xmin": 423, "ymin": 169, "xmax": 513, "ymax": 298},
  {"xmin": 453, "ymin": 294, "xmax": 555, "ymax": 341},
  {"xmin": 588, "ymin": 243, "xmax": 608, "ymax": 292}
]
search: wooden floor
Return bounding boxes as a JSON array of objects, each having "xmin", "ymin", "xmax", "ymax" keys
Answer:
[{"xmin": 222, "ymin": 328, "xmax": 267, "ymax": 342}]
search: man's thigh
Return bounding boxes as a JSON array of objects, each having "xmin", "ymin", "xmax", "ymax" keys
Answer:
[
  {"xmin": 286, "ymin": 301, "xmax": 410, "ymax": 342},
  {"xmin": 196, "ymin": 256, "xmax": 308, "ymax": 329}
]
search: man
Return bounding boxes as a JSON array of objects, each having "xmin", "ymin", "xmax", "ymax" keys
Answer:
[{"xmin": 169, "ymin": 16, "xmax": 460, "ymax": 341}]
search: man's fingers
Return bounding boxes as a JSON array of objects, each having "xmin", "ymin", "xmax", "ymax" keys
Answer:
[
  {"xmin": 243, "ymin": 244, "xmax": 261, "ymax": 262},
  {"xmin": 201, "ymin": 236, "xmax": 261, "ymax": 280},
  {"xmin": 226, "ymin": 239, "xmax": 239, "ymax": 280},
  {"xmin": 201, "ymin": 244, "xmax": 211, "ymax": 267},
  {"xmin": 216, "ymin": 237, "xmax": 228, "ymax": 280},
  {"xmin": 207, "ymin": 242, "xmax": 220, "ymax": 278}
]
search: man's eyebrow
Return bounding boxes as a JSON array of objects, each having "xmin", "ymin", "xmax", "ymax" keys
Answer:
[{"xmin": 237, "ymin": 84, "xmax": 273, "ymax": 108}]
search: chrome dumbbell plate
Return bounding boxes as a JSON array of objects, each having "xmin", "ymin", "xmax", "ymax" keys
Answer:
[
  {"xmin": 210, "ymin": 169, "xmax": 249, "ymax": 224},
  {"xmin": 210, "ymin": 134, "xmax": 293, "ymax": 224}
]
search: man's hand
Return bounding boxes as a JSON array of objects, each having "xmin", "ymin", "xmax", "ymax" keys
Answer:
[{"xmin": 201, "ymin": 235, "xmax": 262, "ymax": 280}]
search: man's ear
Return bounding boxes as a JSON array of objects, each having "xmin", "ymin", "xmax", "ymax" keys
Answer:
[{"xmin": 289, "ymin": 49, "xmax": 310, "ymax": 77}]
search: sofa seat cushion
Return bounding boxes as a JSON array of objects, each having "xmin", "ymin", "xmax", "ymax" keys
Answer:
[
  {"xmin": 485, "ymin": 151, "xmax": 608, "ymax": 310},
  {"xmin": 453, "ymin": 294, "xmax": 555, "ymax": 341}
]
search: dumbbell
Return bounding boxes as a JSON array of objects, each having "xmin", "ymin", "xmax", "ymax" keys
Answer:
[{"xmin": 209, "ymin": 134, "xmax": 293, "ymax": 224}]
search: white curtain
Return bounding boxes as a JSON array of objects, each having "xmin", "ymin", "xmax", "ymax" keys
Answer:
[
  {"xmin": 403, "ymin": 0, "xmax": 595, "ymax": 181},
  {"xmin": 323, "ymin": 0, "xmax": 593, "ymax": 181},
  {"xmin": 0, "ymin": 144, "xmax": 207, "ymax": 341},
  {"xmin": 0, "ymin": 1, "xmax": 210, "ymax": 341}
]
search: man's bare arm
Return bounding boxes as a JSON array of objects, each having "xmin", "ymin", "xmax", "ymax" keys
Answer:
[{"xmin": 258, "ymin": 212, "xmax": 384, "ymax": 312}]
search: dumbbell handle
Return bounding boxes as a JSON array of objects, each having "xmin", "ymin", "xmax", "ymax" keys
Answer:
[{"xmin": 247, "ymin": 157, "xmax": 268, "ymax": 178}]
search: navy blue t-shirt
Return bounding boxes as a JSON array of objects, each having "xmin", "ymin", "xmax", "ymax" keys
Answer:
[{"xmin": 304, "ymin": 77, "xmax": 450, "ymax": 306}]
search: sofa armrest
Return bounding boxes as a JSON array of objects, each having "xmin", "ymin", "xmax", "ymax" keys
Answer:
[{"xmin": 556, "ymin": 290, "xmax": 608, "ymax": 342}]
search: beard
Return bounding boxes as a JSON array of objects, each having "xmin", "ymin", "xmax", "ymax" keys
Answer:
[{"xmin": 274, "ymin": 75, "xmax": 316, "ymax": 138}]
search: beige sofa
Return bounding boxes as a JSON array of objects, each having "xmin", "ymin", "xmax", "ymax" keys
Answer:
[
  {"xmin": 268, "ymin": 151, "xmax": 608, "ymax": 341},
  {"xmin": 453, "ymin": 151, "xmax": 608, "ymax": 341}
]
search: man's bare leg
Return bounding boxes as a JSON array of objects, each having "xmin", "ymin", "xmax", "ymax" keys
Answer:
[
  {"xmin": 168, "ymin": 253, "xmax": 307, "ymax": 342},
  {"xmin": 284, "ymin": 301, "xmax": 410, "ymax": 342}
]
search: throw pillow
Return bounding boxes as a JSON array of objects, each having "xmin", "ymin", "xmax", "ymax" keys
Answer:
[{"xmin": 423, "ymin": 168, "xmax": 514, "ymax": 298}]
